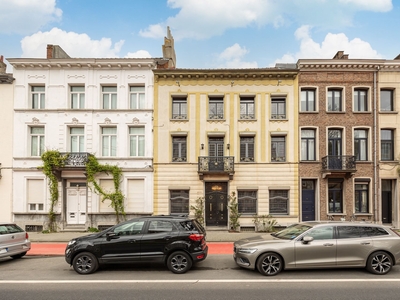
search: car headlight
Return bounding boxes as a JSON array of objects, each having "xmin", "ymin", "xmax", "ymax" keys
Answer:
[
  {"xmin": 238, "ymin": 248, "xmax": 257, "ymax": 254},
  {"xmin": 67, "ymin": 240, "xmax": 76, "ymax": 246}
]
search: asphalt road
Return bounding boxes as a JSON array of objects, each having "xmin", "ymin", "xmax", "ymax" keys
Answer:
[{"xmin": 1, "ymin": 255, "xmax": 400, "ymax": 300}]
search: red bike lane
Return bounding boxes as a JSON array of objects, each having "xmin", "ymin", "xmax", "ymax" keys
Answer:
[{"xmin": 28, "ymin": 242, "xmax": 233, "ymax": 256}]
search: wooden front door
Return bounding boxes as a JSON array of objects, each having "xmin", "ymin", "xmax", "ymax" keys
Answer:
[{"xmin": 205, "ymin": 182, "xmax": 228, "ymax": 227}]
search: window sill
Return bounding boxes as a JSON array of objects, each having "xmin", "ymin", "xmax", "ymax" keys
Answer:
[
  {"xmin": 380, "ymin": 160, "xmax": 399, "ymax": 163},
  {"xmin": 353, "ymin": 111, "xmax": 371, "ymax": 114},
  {"xmin": 299, "ymin": 111, "xmax": 318, "ymax": 114},
  {"xmin": 379, "ymin": 111, "xmax": 398, "ymax": 114},
  {"xmin": 326, "ymin": 111, "xmax": 346, "ymax": 114},
  {"xmin": 300, "ymin": 160, "xmax": 319, "ymax": 163}
]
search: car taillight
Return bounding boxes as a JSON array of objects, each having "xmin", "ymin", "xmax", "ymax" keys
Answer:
[
  {"xmin": 189, "ymin": 233, "xmax": 204, "ymax": 241},
  {"xmin": 25, "ymin": 232, "xmax": 29, "ymax": 239}
]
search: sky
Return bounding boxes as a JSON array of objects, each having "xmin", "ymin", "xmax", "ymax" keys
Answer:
[{"xmin": 1, "ymin": 0, "xmax": 400, "ymax": 73}]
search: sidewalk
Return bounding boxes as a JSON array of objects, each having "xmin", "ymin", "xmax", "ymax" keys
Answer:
[{"xmin": 27, "ymin": 230, "xmax": 263, "ymax": 256}]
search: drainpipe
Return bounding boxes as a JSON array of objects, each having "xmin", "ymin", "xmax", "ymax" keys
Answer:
[{"xmin": 373, "ymin": 66, "xmax": 379, "ymax": 223}]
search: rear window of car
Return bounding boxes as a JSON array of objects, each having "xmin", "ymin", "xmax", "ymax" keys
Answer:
[
  {"xmin": 363, "ymin": 226, "xmax": 389, "ymax": 237},
  {"xmin": 179, "ymin": 220, "xmax": 204, "ymax": 233},
  {"xmin": 337, "ymin": 226, "xmax": 389, "ymax": 238},
  {"xmin": 0, "ymin": 224, "xmax": 24, "ymax": 235}
]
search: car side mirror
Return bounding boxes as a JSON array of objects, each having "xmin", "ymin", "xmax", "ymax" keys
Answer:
[
  {"xmin": 302, "ymin": 235, "xmax": 314, "ymax": 244},
  {"xmin": 106, "ymin": 232, "xmax": 119, "ymax": 241}
]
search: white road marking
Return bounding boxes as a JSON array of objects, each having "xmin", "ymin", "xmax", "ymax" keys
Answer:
[{"xmin": 1, "ymin": 279, "xmax": 400, "ymax": 284}]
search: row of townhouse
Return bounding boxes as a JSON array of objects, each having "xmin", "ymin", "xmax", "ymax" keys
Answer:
[{"xmin": 1, "ymin": 35, "xmax": 400, "ymax": 230}]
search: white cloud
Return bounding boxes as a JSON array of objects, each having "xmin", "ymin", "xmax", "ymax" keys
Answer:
[
  {"xmin": 20, "ymin": 28, "xmax": 125, "ymax": 58},
  {"xmin": 217, "ymin": 44, "xmax": 258, "ymax": 68},
  {"xmin": 274, "ymin": 25, "xmax": 382, "ymax": 64},
  {"xmin": 139, "ymin": 0, "xmax": 393, "ymax": 40},
  {"xmin": 0, "ymin": 0, "xmax": 62, "ymax": 35},
  {"xmin": 125, "ymin": 50, "xmax": 152, "ymax": 58}
]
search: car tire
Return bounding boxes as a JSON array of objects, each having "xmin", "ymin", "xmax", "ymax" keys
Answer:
[
  {"xmin": 167, "ymin": 251, "xmax": 192, "ymax": 274},
  {"xmin": 72, "ymin": 252, "xmax": 99, "ymax": 275},
  {"xmin": 256, "ymin": 252, "xmax": 283, "ymax": 276},
  {"xmin": 366, "ymin": 251, "xmax": 393, "ymax": 275},
  {"xmin": 11, "ymin": 252, "xmax": 27, "ymax": 259}
]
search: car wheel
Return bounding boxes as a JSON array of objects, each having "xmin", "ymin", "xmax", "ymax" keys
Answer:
[
  {"xmin": 72, "ymin": 252, "xmax": 99, "ymax": 275},
  {"xmin": 11, "ymin": 252, "xmax": 27, "ymax": 259},
  {"xmin": 367, "ymin": 251, "xmax": 393, "ymax": 275},
  {"xmin": 167, "ymin": 251, "xmax": 193, "ymax": 274},
  {"xmin": 256, "ymin": 252, "xmax": 283, "ymax": 276}
]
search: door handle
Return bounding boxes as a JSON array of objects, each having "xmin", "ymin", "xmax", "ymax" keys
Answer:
[
  {"xmin": 128, "ymin": 239, "xmax": 138, "ymax": 243},
  {"xmin": 361, "ymin": 242, "xmax": 371, "ymax": 245},
  {"xmin": 323, "ymin": 243, "xmax": 334, "ymax": 247}
]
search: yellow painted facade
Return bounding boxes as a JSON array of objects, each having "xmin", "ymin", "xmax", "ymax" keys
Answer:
[{"xmin": 153, "ymin": 68, "xmax": 299, "ymax": 228}]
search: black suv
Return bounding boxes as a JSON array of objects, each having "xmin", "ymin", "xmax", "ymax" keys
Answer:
[{"xmin": 65, "ymin": 216, "xmax": 208, "ymax": 275}]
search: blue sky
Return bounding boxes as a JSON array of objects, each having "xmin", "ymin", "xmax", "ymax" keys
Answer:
[{"xmin": 1, "ymin": 0, "xmax": 399, "ymax": 72}]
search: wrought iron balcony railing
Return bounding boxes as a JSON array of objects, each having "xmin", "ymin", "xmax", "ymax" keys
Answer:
[
  {"xmin": 321, "ymin": 155, "xmax": 356, "ymax": 171},
  {"xmin": 198, "ymin": 156, "xmax": 234, "ymax": 173},
  {"xmin": 60, "ymin": 152, "xmax": 91, "ymax": 167}
]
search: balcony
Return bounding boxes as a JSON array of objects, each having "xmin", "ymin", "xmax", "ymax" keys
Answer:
[
  {"xmin": 321, "ymin": 155, "xmax": 356, "ymax": 178},
  {"xmin": 198, "ymin": 156, "xmax": 234, "ymax": 180},
  {"xmin": 60, "ymin": 152, "xmax": 91, "ymax": 167}
]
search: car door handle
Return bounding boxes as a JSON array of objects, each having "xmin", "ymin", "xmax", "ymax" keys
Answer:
[
  {"xmin": 323, "ymin": 243, "xmax": 334, "ymax": 247},
  {"xmin": 361, "ymin": 242, "xmax": 371, "ymax": 245},
  {"xmin": 128, "ymin": 239, "xmax": 138, "ymax": 243}
]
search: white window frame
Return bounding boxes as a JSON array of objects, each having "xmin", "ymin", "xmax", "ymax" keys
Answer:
[
  {"xmin": 70, "ymin": 86, "xmax": 85, "ymax": 109},
  {"xmin": 101, "ymin": 127, "xmax": 117, "ymax": 157},
  {"xmin": 129, "ymin": 86, "xmax": 145, "ymax": 109},
  {"xmin": 30, "ymin": 126, "xmax": 45, "ymax": 156},
  {"xmin": 70, "ymin": 127, "xmax": 85, "ymax": 152},
  {"xmin": 129, "ymin": 127, "xmax": 145, "ymax": 157},
  {"xmin": 102, "ymin": 86, "xmax": 117, "ymax": 109},
  {"xmin": 31, "ymin": 86, "xmax": 45, "ymax": 109}
]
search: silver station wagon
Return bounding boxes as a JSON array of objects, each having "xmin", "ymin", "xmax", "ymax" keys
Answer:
[
  {"xmin": 234, "ymin": 222, "xmax": 400, "ymax": 276},
  {"xmin": 0, "ymin": 223, "xmax": 31, "ymax": 259}
]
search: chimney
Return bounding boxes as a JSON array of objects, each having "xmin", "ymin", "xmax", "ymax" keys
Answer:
[
  {"xmin": 46, "ymin": 44, "xmax": 71, "ymax": 59},
  {"xmin": 161, "ymin": 26, "xmax": 176, "ymax": 69},
  {"xmin": 0, "ymin": 55, "xmax": 6, "ymax": 73},
  {"xmin": 332, "ymin": 51, "xmax": 349, "ymax": 60}
]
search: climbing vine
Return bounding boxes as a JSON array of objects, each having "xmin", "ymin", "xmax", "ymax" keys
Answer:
[
  {"xmin": 40, "ymin": 151, "xmax": 126, "ymax": 231},
  {"xmin": 40, "ymin": 150, "xmax": 69, "ymax": 232},
  {"xmin": 85, "ymin": 155, "xmax": 125, "ymax": 223}
]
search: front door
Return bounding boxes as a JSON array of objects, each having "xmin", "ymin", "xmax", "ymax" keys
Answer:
[
  {"xmin": 381, "ymin": 180, "xmax": 393, "ymax": 223},
  {"xmin": 328, "ymin": 129, "xmax": 342, "ymax": 169},
  {"xmin": 301, "ymin": 180, "xmax": 316, "ymax": 221},
  {"xmin": 67, "ymin": 182, "xmax": 87, "ymax": 225},
  {"xmin": 205, "ymin": 182, "xmax": 228, "ymax": 227}
]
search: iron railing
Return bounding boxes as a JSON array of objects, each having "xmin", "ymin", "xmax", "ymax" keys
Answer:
[
  {"xmin": 322, "ymin": 155, "xmax": 356, "ymax": 171},
  {"xmin": 198, "ymin": 156, "xmax": 234, "ymax": 173},
  {"xmin": 60, "ymin": 152, "xmax": 90, "ymax": 167}
]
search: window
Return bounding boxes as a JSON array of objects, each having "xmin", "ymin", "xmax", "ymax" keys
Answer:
[
  {"xmin": 354, "ymin": 89, "xmax": 368, "ymax": 112},
  {"xmin": 126, "ymin": 179, "xmax": 145, "ymax": 212},
  {"xmin": 170, "ymin": 190, "xmax": 189, "ymax": 214},
  {"xmin": 300, "ymin": 89, "xmax": 316, "ymax": 112},
  {"xmin": 328, "ymin": 89, "xmax": 342, "ymax": 111},
  {"xmin": 172, "ymin": 96, "xmax": 187, "ymax": 119},
  {"xmin": 354, "ymin": 129, "xmax": 368, "ymax": 161},
  {"xmin": 240, "ymin": 96, "xmax": 255, "ymax": 119},
  {"xmin": 238, "ymin": 190, "xmax": 257, "ymax": 214},
  {"xmin": 31, "ymin": 86, "xmax": 45, "ymax": 109},
  {"xmin": 70, "ymin": 86, "xmax": 85, "ymax": 109},
  {"xmin": 129, "ymin": 127, "xmax": 145, "ymax": 157},
  {"xmin": 328, "ymin": 179, "xmax": 343, "ymax": 213},
  {"xmin": 30, "ymin": 127, "xmax": 45, "ymax": 156},
  {"xmin": 301, "ymin": 129, "xmax": 315, "ymax": 161},
  {"xmin": 209, "ymin": 97, "xmax": 224, "ymax": 119},
  {"xmin": 70, "ymin": 127, "xmax": 85, "ymax": 152},
  {"xmin": 271, "ymin": 136, "xmax": 286, "ymax": 162},
  {"xmin": 380, "ymin": 89, "xmax": 394, "ymax": 111},
  {"xmin": 305, "ymin": 226, "xmax": 334, "ymax": 240},
  {"xmin": 27, "ymin": 179, "xmax": 44, "ymax": 212},
  {"xmin": 381, "ymin": 129, "xmax": 394, "ymax": 161},
  {"xmin": 130, "ymin": 86, "xmax": 145, "ymax": 109},
  {"xmin": 355, "ymin": 182, "xmax": 369, "ymax": 213},
  {"xmin": 269, "ymin": 190, "xmax": 289, "ymax": 215},
  {"xmin": 172, "ymin": 136, "xmax": 187, "ymax": 162},
  {"xmin": 271, "ymin": 98, "xmax": 286, "ymax": 119},
  {"xmin": 101, "ymin": 127, "xmax": 117, "ymax": 156},
  {"xmin": 112, "ymin": 221, "xmax": 144, "ymax": 236},
  {"xmin": 99, "ymin": 179, "xmax": 115, "ymax": 212},
  {"xmin": 148, "ymin": 220, "xmax": 174, "ymax": 233},
  {"xmin": 102, "ymin": 86, "xmax": 117, "ymax": 109},
  {"xmin": 240, "ymin": 137, "xmax": 254, "ymax": 162}
]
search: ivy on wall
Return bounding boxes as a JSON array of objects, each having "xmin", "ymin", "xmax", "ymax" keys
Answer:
[{"xmin": 40, "ymin": 151, "xmax": 125, "ymax": 231}]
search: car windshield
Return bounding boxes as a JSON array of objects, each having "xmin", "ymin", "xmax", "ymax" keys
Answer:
[{"xmin": 271, "ymin": 224, "xmax": 312, "ymax": 240}]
